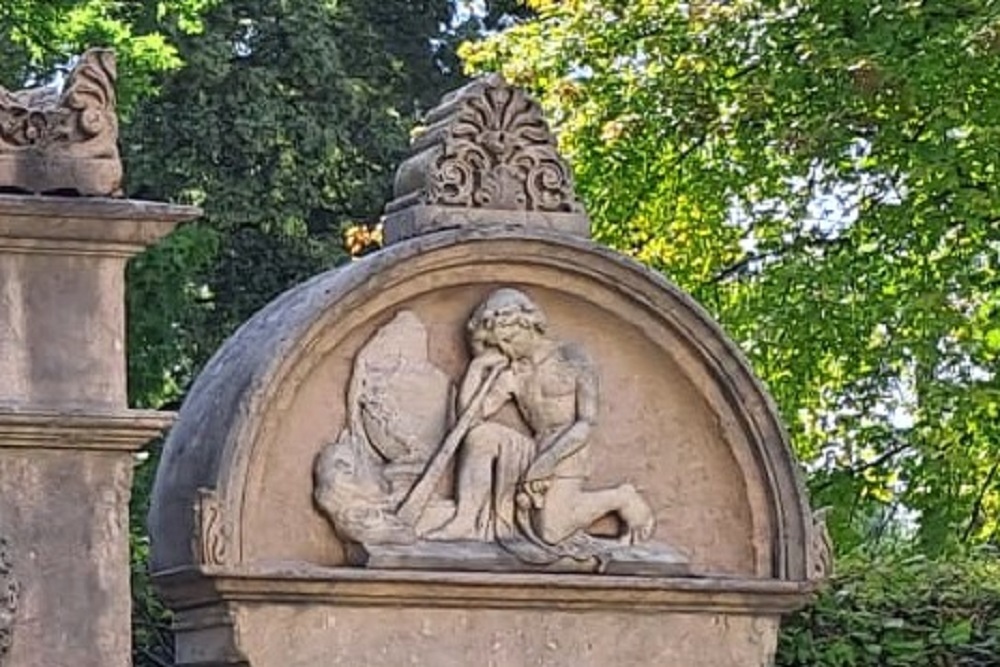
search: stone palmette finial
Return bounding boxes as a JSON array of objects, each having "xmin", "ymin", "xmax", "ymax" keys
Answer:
[
  {"xmin": 0, "ymin": 49, "xmax": 122, "ymax": 197},
  {"xmin": 384, "ymin": 74, "xmax": 590, "ymax": 244}
]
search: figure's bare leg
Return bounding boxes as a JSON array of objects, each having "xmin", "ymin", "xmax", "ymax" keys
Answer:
[
  {"xmin": 536, "ymin": 480, "xmax": 655, "ymax": 545},
  {"xmin": 427, "ymin": 423, "xmax": 531, "ymax": 541}
]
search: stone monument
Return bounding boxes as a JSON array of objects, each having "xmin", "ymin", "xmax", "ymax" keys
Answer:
[
  {"xmin": 0, "ymin": 49, "xmax": 122, "ymax": 197},
  {"xmin": 0, "ymin": 51, "xmax": 200, "ymax": 666},
  {"xmin": 149, "ymin": 75, "xmax": 829, "ymax": 666}
]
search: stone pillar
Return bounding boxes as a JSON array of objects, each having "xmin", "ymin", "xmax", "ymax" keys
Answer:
[{"xmin": 0, "ymin": 195, "xmax": 199, "ymax": 667}]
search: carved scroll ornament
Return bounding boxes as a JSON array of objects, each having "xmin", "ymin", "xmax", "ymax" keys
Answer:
[
  {"xmin": 808, "ymin": 508, "xmax": 834, "ymax": 581},
  {"xmin": 0, "ymin": 49, "xmax": 122, "ymax": 196},
  {"xmin": 314, "ymin": 289, "xmax": 689, "ymax": 576},
  {"xmin": 389, "ymin": 75, "xmax": 584, "ymax": 215},
  {"xmin": 196, "ymin": 489, "xmax": 231, "ymax": 567}
]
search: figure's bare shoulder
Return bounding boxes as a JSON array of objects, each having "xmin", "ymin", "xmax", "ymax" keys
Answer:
[{"xmin": 553, "ymin": 340, "xmax": 597, "ymax": 378}]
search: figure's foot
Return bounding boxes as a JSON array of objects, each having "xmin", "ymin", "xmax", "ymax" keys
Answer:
[
  {"xmin": 425, "ymin": 514, "xmax": 477, "ymax": 541},
  {"xmin": 617, "ymin": 484, "xmax": 656, "ymax": 545}
]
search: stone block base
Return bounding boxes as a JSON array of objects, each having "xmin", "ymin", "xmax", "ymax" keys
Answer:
[
  {"xmin": 160, "ymin": 566, "xmax": 811, "ymax": 667},
  {"xmin": 178, "ymin": 603, "xmax": 779, "ymax": 667}
]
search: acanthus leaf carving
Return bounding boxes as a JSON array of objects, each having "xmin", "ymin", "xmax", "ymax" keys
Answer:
[
  {"xmin": 389, "ymin": 75, "xmax": 584, "ymax": 216},
  {"xmin": 808, "ymin": 507, "xmax": 834, "ymax": 581},
  {"xmin": 0, "ymin": 49, "xmax": 122, "ymax": 196}
]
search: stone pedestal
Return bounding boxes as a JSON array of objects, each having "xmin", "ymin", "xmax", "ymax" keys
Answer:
[{"xmin": 0, "ymin": 195, "xmax": 199, "ymax": 667}]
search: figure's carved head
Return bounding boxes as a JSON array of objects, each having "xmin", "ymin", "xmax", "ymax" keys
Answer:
[{"xmin": 468, "ymin": 288, "xmax": 547, "ymax": 359}]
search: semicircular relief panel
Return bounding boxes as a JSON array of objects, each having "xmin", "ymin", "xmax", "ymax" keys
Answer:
[{"xmin": 237, "ymin": 270, "xmax": 771, "ymax": 578}]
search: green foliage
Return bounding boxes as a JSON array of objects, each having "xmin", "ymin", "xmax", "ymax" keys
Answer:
[
  {"xmin": 778, "ymin": 551, "xmax": 1000, "ymax": 666},
  {"xmin": 0, "ymin": 0, "xmax": 210, "ymax": 112},
  {"xmin": 462, "ymin": 0, "xmax": 1000, "ymax": 554},
  {"xmin": 123, "ymin": 0, "xmax": 463, "ymax": 408}
]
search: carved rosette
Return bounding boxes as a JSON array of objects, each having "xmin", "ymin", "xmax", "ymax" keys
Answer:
[
  {"xmin": 389, "ymin": 75, "xmax": 584, "ymax": 216},
  {"xmin": 0, "ymin": 49, "xmax": 122, "ymax": 196},
  {"xmin": 0, "ymin": 537, "xmax": 18, "ymax": 662}
]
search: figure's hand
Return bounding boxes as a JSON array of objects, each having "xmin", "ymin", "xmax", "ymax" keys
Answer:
[
  {"xmin": 471, "ymin": 347, "xmax": 509, "ymax": 373},
  {"xmin": 525, "ymin": 455, "xmax": 555, "ymax": 483}
]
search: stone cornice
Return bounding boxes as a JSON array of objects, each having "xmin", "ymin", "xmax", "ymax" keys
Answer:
[
  {"xmin": 0, "ymin": 410, "xmax": 175, "ymax": 452},
  {"xmin": 156, "ymin": 564, "xmax": 817, "ymax": 617},
  {"xmin": 0, "ymin": 195, "xmax": 201, "ymax": 258}
]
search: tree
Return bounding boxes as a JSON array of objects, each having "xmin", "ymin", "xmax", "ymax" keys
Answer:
[
  {"xmin": 125, "ymin": 0, "xmax": 464, "ymax": 409},
  {"xmin": 0, "ymin": 0, "xmax": 210, "ymax": 110},
  {"xmin": 462, "ymin": 0, "xmax": 1000, "ymax": 553}
]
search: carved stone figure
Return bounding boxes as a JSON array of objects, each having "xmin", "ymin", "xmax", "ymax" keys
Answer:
[
  {"xmin": 429, "ymin": 289, "xmax": 657, "ymax": 558},
  {"xmin": 0, "ymin": 49, "xmax": 122, "ymax": 196},
  {"xmin": 314, "ymin": 289, "xmax": 688, "ymax": 575}
]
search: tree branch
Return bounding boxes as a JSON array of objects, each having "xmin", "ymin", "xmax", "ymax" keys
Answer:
[{"xmin": 962, "ymin": 458, "xmax": 1000, "ymax": 543}]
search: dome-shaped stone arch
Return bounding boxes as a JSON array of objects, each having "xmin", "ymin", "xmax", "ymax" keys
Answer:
[{"xmin": 149, "ymin": 228, "xmax": 813, "ymax": 582}]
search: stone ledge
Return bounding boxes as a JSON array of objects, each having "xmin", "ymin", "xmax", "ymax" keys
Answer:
[
  {"xmin": 0, "ymin": 410, "xmax": 175, "ymax": 452},
  {"xmin": 383, "ymin": 205, "xmax": 590, "ymax": 245},
  {"xmin": 0, "ymin": 194, "xmax": 201, "ymax": 257},
  {"xmin": 156, "ymin": 563, "xmax": 818, "ymax": 616}
]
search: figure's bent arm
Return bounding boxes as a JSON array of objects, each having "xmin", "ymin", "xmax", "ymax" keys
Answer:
[{"xmin": 458, "ymin": 352, "xmax": 511, "ymax": 419}]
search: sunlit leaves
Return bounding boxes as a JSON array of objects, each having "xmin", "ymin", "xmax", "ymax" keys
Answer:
[{"xmin": 464, "ymin": 0, "xmax": 1000, "ymax": 553}]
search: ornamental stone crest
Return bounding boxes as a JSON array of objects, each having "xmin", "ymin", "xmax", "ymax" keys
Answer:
[
  {"xmin": 384, "ymin": 75, "xmax": 590, "ymax": 242},
  {"xmin": 0, "ymin": 49, "xmax": 122, "ymax": 196}
]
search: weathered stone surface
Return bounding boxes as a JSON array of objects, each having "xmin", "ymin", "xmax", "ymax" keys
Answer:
[
  {"xmin": 149, "ymin": 226, "xmax": 820, "ymax": 666},
  {"xmin": 0, "ymin": 50, "xmax": 122, "ymax": 197},
  {"xmin": 201, "ymin": 604, "xmax": 781, "ymax": 667},
  {"xmin": 0, "ymin": 535, "xmax": 16, "ymax": 663},
  {"xmin": 0, "ymin": 195, "xmax": 198, "ymax": 411},
  {"xmin": 0, "ymin": 193, "xmax": 198, "ymax": 667},
  {"xmin": 0, "ymin": 414, "xmax": 173, "ymax": 667},
  {"xmin": 314, "ymin": 287, "xmax": 689, "ymax": 575},
  {"xmin": 151, "ymin": 229, "xmax": 813, "ymax": 579}
]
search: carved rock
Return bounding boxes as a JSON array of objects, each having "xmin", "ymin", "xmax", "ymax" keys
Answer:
[
  {"xmin": 313, "ymin": 311, "xmax": 454, "ymax": 546},
  {"xmin": 385, "ymin": 75, "xmax": 590, "ymax": 243},
  {"xmin": 149, "ymin": 75, "xmax": 826, "ymax": 667},
  {"xmin": 197, "ymin": 489, "xmax": 232, "ymax": 567},
  {"xmin": 809, "ymin": 508, "xmax": 834, "ymax": 581},
  {"xmin": 0, "ymin": 49, "xmax": 122, "ymax": 196}
]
